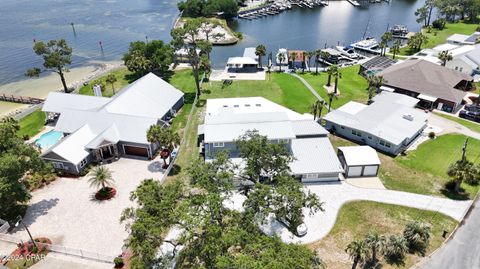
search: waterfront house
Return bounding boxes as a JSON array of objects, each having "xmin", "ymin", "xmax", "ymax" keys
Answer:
[
  {"xmin": 288, "ymin": 50, "xmax": 307, "ymax": 69},
  {"xmin": 377, "ymin": 59, "xmax": 474, "ymax": 113},
  {"xmin": 447, "ymin": 32, "xmax": 480, "ymax": 45},
  {"xmin": 324, "ymin": 92, "xmax": 428, "ymax": 155},
  {"xmin": 174, "ymin": 48, "xmax": 201, "ymax": 64},
  {"xmin": 41, "ymin": 73, "xmax": 184, "ymax": 174},
  {"xmin": 358, "ymin": 56, "xmax": 397, "ymax": 77},
  {"xmin": 414, "ymin": 44, "xmax": 480, "ymax": 76},
  {"xmin": 198, "ymin": 97, "xmax": 344, "ymax": 182},
  {"xmin": 226, "ymin": 57, "xmax": 259, "ymax": 73}
]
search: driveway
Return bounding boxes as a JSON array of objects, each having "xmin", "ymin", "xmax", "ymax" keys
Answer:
[
  {"xmin": 428, "ymin": 112, "xmax": 480, "ymax": 140},
  {"xmin": 10, "ymin": 157, "xmax": 165, "ymax": 258},
  {"xmin": 30, "ymin": 253, "xmax": 112, "ymax": 269},
  {"xmin": 254, "ymin": 181, "xmax": 471, "ymax": 244},
  {"xmin": 416, "ymin": 198, "xmax": 480, "ymax": 269}
]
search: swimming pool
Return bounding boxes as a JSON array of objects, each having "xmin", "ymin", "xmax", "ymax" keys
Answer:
[{"xmin": 35, "ymin": 130, "xmax": 63, "ymax": 149}]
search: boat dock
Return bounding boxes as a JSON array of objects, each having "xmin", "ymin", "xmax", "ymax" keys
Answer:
[
  {"xmin": 346, "ymin": 0, "xmax": 360, "ymax": 6},
  {"xmin": 0, "ymin": 94, "xmax": 44, "ymax": 104}
]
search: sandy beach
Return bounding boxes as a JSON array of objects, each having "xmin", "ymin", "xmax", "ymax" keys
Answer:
[{"xmin": 0, "ymin": 61, "xmax": 123, "ymax": 118}]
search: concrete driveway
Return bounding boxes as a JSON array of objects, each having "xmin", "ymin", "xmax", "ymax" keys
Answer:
[
  {"xmin": 10, "ymin": 157, "xmax": 165, "ymax": 258},
  {"xmin": 428, "ymin": 112, "xmax": 480, "ymax": 139},
  {"xmin": 416, "ymin": 198, "xmax": 480, "ymax": 269},
  {"xmin": 254, "ymin": 181, "xmax": 471, "ymax": 244}
]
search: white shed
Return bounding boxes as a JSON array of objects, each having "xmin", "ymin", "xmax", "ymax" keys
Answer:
[{"xmin": 337, "ymin": 146, "xmax": 381, "ymax": 178}]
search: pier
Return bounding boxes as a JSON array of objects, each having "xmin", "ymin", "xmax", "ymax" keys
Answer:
[
  {"xmin": 0, "ymin": 94, "xmax": 44, "ymax": 104},
  {"xmin": 346, "ymin": 0, "xmax": 360, "ymax": 6}
]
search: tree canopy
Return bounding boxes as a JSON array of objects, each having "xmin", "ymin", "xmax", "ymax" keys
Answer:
[
  {"xmin": 178, "ymin": 0, "xmax": 238, "ymax": 19},
  {"xmin": 0, "ymin": 118, "xmax": 52, "ymax": 222},
  {"xmin": 123, "ymin": 134, "xmax": 325, "ymax": 268},
  {"xmin": 122, "ymin": 40, "xmax": 173, "ymax": 80}
]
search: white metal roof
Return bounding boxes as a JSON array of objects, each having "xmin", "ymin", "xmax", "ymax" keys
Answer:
[
  {"xmin": 291, "ymin": 120, "xmax": 328, "ymax": 137},
  {"xmin": 336, "ymin": 101, "xmax": 368, "ymax": 115},
  {"xmin": 447, "ymin": 34, "xmax": 469, "ymax": 43},
  {"xmin": 338, "ymin": 146, "xmax": 381, "ymax": 166},
  {"xmin": 204, "ymin": 121, "xmax": 296, "ymax": 143},
  {"xmin": 243, "ymin": 47, "xmax": 258, "ymax": 60},
  {"xmin": 432, "ymin": 43, "xmax": 459, "ymax": 52},
  {"xmin": 46, "ymin": 125, "xmax": 96, "ymax": 164},
  {"xmin": 227, "ymin": 57, "xmax": 258, "ymax": 65},
  {"xmin": 324, "ymin": 92, "xmax": 428, "ymax": 145},
  {"xmin": 290, "ymin": 137, "xmax": 344, "ymax": 174},
  {"xmin": 101, "ymin": 72, "xmax": 184, "ymax": 119},
  {"xmin": 42, "ymin": 92, "xmax": 110, "ymax": 114},
  {"xmin": 417, "ymin": 94, "xmax": 437, "ymax": 102}
]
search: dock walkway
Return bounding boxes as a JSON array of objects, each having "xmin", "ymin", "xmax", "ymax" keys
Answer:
[{"xmin": 0, "ymin": 94, "xmax": 44, "ymax": 104}]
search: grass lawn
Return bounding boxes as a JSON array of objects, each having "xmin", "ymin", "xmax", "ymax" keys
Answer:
[
  {"xmin": 310, "ymin": 201, "xmax": 457, "ymax": 269},
  {"xmin": 435, "ymin": 113, "xmax": 480, "ymax": 133},
  {"xmin": 78, "ymin": 68, "xmax": 131, "ymax": 97},
  {"xmin": 329, "ymin": 134, "xmax": 480, "ymax": 199},
  {"xmin": 399, "ymin": 22, "xmax": 479, "ymax": 55},
  {"xmin": 201, "ymin": 72, "xmax": 317, "ymax": 113},
  {"xmin": 475, "ymin": 82, "xmax": 480, "ymax": 94},
  {"xmin": 298, "ymin": 65, "xmax": 369, "ymax": 109},
  {"xmin": 17, "ymin": 110, "xmax": 46, "ymax": 138}
]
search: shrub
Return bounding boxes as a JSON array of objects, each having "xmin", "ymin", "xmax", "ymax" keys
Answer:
[
  {"xmin": 428, "ymin": 132, "xmax": 435, "ymax": 139},
  {"xmin": 432, "ymin": 19, "xmax": 446, "ymax": 30},
  {"xmin": 22, "ymin": 134, "xmax": 30, "ymax": 141},
  {"xmin": 114, "ymin": 257, "xmax": 124, "ymax": 268},
  {"xmin": 31, "ymin": 246, "xmax": 38, "ymax": 253},
  {"xmin": 234, "ymin": 31, "xmax": 243, "ymax": 40}
]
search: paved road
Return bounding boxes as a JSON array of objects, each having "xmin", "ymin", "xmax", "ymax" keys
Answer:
[{"xmin": 417, "ymin": 198, "xmax": 480, "ymax": 269}]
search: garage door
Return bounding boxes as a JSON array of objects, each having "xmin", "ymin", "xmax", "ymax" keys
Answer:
[
  {"xmin": 347, "ymin": 166, "xmax": 362, "ymax": 177},
  {"xmin": 124, "ymin": 145, "xmax": 149, "ymax": 157},
  {"xmin": 363, "ymin": 165, "xmax": 378, "ymax": 176}
]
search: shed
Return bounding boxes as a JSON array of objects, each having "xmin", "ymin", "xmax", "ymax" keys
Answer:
[{"xmin": 337, "ymin": 146, "xmax": 381, "ymax": 178}]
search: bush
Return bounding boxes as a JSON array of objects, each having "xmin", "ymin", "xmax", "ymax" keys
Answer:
[
  {"xmin": 234, "ymin": 31, "xmax": 243, "ymax": 40},
  {"xmin": 428, "ymin": 132, "xmax": 435, "ymax": 139},
  {"xmin": 432, "ymin": 19, "xmax": 446, "ymax": 30},
  {"xmin": 445, "ymin": 180, "xmax": 456, "ymax": 190},
  {"xmin": 114, "ymin": 257, "xmax": 124, "ymax": 268},
  {"xmin": 31, "ymin": 246, "xmax": 38, "ymax": 254}
]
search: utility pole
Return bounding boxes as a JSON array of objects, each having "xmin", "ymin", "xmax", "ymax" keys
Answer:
[{"xmin": 71, "ymin": 22, "xmax": 77, "ymax": 38}]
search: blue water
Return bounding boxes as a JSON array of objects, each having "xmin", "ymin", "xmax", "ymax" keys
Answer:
[
  {"xmin": 0, "ymin": 0, "xmax": 424, "ymax": 85},
  {"xmin": 35, "ymin": 130, "xmax": 63, "ymax": 149}
]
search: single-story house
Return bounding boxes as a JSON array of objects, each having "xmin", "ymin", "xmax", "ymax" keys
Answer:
[
  {"xmin": 324, "ymin": 92, "xmax": 428, "ymax": 155},
  {"xmin": 41, "ymin": 72, "xmax": 184, "ymax": 174},
  {"xmin": 243, "ymin": 47, "xmax": 259, "ymax": 62},
  {"xmin": 337, "ymin": 146, "xmax": 381, "ymax": 178},
  {"xmin": 198, "ymin": 97, "xmax": 344, "ymax": 182},
  {"xmin": 447, "ymin": 32, "xmax": 480, "ymax": 45},
  {"xmin": 359, "ymin": 56, "xmax": 397, "ymax": 77},
  {"xmin": 174, "ymin": 48, "xmax": 201, "ymax": 64},
  {"xmin": 226, "ymin": 57, "xmax": 258, "ymax": 73},
  {"xmin": 377, "ymin": 59, "xmax": 475, "ymax": 113},
  {"xmin": 445, "ymin": 45, "xmax": 480, "ymax": 76}
]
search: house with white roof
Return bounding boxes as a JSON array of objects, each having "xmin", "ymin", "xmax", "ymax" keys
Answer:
[
  {"xmin": 447, "ymin": 32, "xmax": 480, "ymax": 45},
  {"xmin": 323, "ymin": 92, "xmax": 428, "ymax": 155},
  {"xmin": 41, "ymin": 73, "xmax": 184, "ymax": 174},
  {"xmin": 198, "ymin": 97, "xmax": 344, "ymax": 182}
]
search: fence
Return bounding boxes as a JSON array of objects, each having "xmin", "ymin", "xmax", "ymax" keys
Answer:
[{"xmin": 0, "ymin": 232, "xmax": 114, "ymax": 263}]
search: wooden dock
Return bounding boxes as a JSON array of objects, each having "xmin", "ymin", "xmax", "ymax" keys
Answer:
[
  {"xmin": 0, "ymin": 94, "xmax": 44, "ymax": 104},
  {"xmin": 346, "ymin": 0, "xmax": 360, "ymax": 6}
]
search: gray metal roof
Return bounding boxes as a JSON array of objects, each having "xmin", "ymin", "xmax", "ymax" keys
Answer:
[
  {"xmin": 378, "ymin": 59, "xmax": 472, "ymax": 104},
  {"xmin": 290, "ymin": 137, "xmax": 344, "ymax": 174},
  {"xmin": 324, "ymin": 92, "xmax": 428, "ymax": 145},
  {"xmin": 42, "ymin": 92, "xmax": 110, "ymax": 114},
  {"xmin": 291, "ymin": 120, "xmax": 328, "ymax": 137}
]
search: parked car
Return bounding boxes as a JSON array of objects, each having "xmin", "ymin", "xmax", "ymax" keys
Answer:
[
  {"xmin": 459, "ymin": 110, "xmax": 480, "ymax": 123},
  {"xmin": 277, "ymin": 218, "xmax": 308, "ymax": 237},
  {"xmin": 464, "ymin": 104, "xmax": 480, "ymax": 112}
]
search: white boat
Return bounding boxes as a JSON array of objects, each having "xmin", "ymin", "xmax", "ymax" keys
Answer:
[
  {"xmin": 350, "ymin": 37, "xmax": 381, "ymax": 54},
  {"xmin": 335, "ymin": 46, "xmax": 363, "ymax": 59},
  {"xmin": 276, "ymin": 48, "xmax": 289, "ymax": 65}
]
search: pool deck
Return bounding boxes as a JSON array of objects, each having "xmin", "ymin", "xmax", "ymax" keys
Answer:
[{"xmin": 28, "ymin": 125, "xmax": 54, "ymax": 152}]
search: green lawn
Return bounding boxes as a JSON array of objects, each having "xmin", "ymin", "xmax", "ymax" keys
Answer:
[
  {"xmin": 310, "ymin": 201, "xmax": 457, "ymax": 269},
  {"xmin": 400, "ymin": 22, "xmax": 479, "ymax": 55},
  {"xmin": 298, "ymin": 65, "xmax": 369, "ymax": 109},
  {"xmin": 435, "ymin": 113, "xmax": 480, "ymax": 133},
  {"xmin": 17, "ymin": 110, "xmax": 46, "ymax": 138},
  {"xmin": 202, "ymin": 72, "xmax": 317, "ymax": 113},
  {"xmin": 78, "ymin": 68, "xmax": 132, "ymax": 97},
  {"xmin": 329, "ymin": 134, "xmax": 480, "ymax": 199}
]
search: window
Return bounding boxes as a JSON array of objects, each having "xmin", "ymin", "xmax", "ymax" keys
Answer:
[
  {"xmin": 213, "ymin": 142, "xmax": 224, "ymax": 147},
  {"xmin": 234, "ymin": 105, "xmax": 239, "ymax": 108},
  {"xmin": 245, "ymin": 104, "xmax": 251, "ymax": 107},
  {"xmin": 52, "ymin": 162, "xmax": 64, "ymax": 169},
  {"xmin": 352, "ymin": 129, "xmax": 362, "ymax": 137},
  {"xmin": 79, "ymin": 158, "xmax": 88, "ymax": 168},
  {"xmin": 223, "ymin": 105, "xmax": 228, "ymax": 108},
  {"xmin": 340, "ymin": 126, "xmax": 345, "ymax": 129},
  {"xmin": 455, "ymin": 66, "xmax": 459, "ymax": 70},
  {"xmin": 305, "ymin": 173, "xmax": 318, "ymax": 179},
  {"xmin": 255, "ymin": 104, "xmax": 261, "ymax": 107},
  {"xmin": 379, "ymin": 140, "xmax": 391, "ymax": 148},
  {"xmin": 460, "ymin": 67, "xmax": 463, "ymax": 72},
  {"xmin": 368, "ymin": 135, "xmax": 372, "ymax": 140}
]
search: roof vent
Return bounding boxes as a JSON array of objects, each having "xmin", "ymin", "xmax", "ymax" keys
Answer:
[{"xmin": 403, "ymin": 114, "xmax": 414, "ymax": 121}]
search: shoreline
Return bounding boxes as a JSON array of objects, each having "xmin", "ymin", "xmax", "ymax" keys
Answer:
[{"xmin": 0, "ymin": 61, "xmax": 124, "ymax": 119}]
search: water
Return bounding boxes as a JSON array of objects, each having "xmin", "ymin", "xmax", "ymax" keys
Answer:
[
  {"xmin": 0, "ymin": 0, "xmax": 424, "ymax": 85},
  {"xmin": 35, "ymin": 130, "xmax": 63, "ymax": 149}
]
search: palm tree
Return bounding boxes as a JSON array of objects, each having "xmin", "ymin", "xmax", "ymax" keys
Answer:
[
  {"xmin": 438, "ymin": 50, "xmax": 453, "ymax": 66},
  {"xmin": 278, "ymin": 53, "xmax": 285, "ymax": 72},
  {"xmin": 290, "ymin": 51, "xmax": 298, "ymax": 70},
  {"xmin": 147, "ymin": 125, "xmax": 180, "ymax": 166},
  {"xmin": 385, "ymin": 234, "xmax": 408, "ymax": 261},
  {"xmin": 199, "ymin": 55, "xmax": 212, "ymax": 80},
  {"xmin": 255, "ymin": 44, "xmax": 266, "ymax": 68},
  {"xmin": 447, "ymin": 159, "xmax": 478, "ymax": 192},
  {"xmin": 403, "ymin": 221, "xmax": 431, "ymax": 254},
  {"xmin": 314, "ymin": 50, "xmax": 322, "ymax": 74},
  {"xmin": 366, "ymin": 75, "xmax": 387, "ymax": 104},
  {"xmin": 88, "ymin": 166, "xmax": 114, "ymax": 191},
  {"xmin": 327, "ymin": 92, "xmax": 335, "ymax": 112},
  {"xmin": 310, "ymin": 100, "xmax": 325, "ymax": 121},
  {"xmin": 105, "ymin": 74, "xmax": 117, "ymax": 94},
  {"xmin": 381, "ymin": 32, "xmax": 393, "ymax": 56},
  {"xmin": 365, "ymin": 232, "xmax": 386, "ymax": 263},
  {"xmin": 326, "ymin": 64, "xmax": 339, "ymax": 86},
  {"xmin": 301, "ymin": 51, "xmax": 308, "ymax": 73},
  {"xmin": 333, "ymin": 70, "xmax": 342, "ymax": 95},
  {"xmin": 392, "ymin": 40, "xmax": 401, "ymax": 59},
  {"xmin": 345, "ymin": 239, "xmax": 369, "ymax": 269}
]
